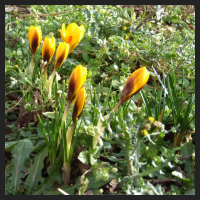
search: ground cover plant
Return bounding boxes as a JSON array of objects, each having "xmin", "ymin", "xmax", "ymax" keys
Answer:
[{"xmin": 5, "ymin": 5, "xmax": 195, "ymax": 195}]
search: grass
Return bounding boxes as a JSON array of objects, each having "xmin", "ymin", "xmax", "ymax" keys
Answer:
[{"xmin": 5, "ymin": 5, "xmax": 195, "ymax": 195}]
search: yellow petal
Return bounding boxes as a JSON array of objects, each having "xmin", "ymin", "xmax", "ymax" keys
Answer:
[
  {"xmin": 61, "ymin": 23, "xmax": 65, "ymax": 32},
  {"xmin": 42, "ymin": 36, "xmax": 56, "ymax": 64},
  {"xmin": 67, "ymin": 65, "xmax": 87, "ymax": 101},
  {"xmin": 58, "ymin": 23, "xmax": 84, "ymax": 54},
  {"xmin": 54, "ymin": 42, "xmax": 69, "ymax": 69},
  {"xmin": 66, "ymin": 23, "xmax": 79, "ymax": 35},
  {"xmin": 121, "ymin": 67, "xmax": 150, "ymax": 102},
  {"xmin": 58, "ymin": 29, "xmax": 66, "ymax": 42},
  {"xmin": 72, "ymin": 87, "xmax": 86, "ymax": 122},
  {"xmin": 28, "ymin": 26, "xmax": 42, "ymax": 54},
  {"xmin": 79, "ymin": 25, "xmax": 85, "ymax": 42}
]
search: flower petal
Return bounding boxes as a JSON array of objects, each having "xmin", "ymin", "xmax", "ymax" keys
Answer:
[
  {"xmin": 28, "ymin": 26, "xmax": 42, "ymax": 54},
  {"xmin": 68, "ymin": 65, "xmax": 87, "ymax": 101},
  {"xmin": 54, "ymin": 42, "xmax": 69, "ymax": 69},
  {"xmin": 121, "ymin": 67, "xmax": 150, "ymax": 102},
  {"xmin": 42, "ymin": 36, "xmax": 56, "ymax": 64},
  {"xmin": 72, "ymin": 87, "xmax": 86, "ymax": 121}
]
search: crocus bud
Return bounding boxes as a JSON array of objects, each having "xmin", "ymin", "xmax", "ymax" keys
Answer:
[
  {"xmin": 121, "ymin": 67, "xmax": 150, "ymax": 102},
  {"xmin": 67, "ymin": 65, "xmax": 87, "ymax": 101},
  {"xmin": 72, "ymin": 87, "xmax": 86, "ymax": 122},
  {"xmin": 42, "ymin": 35, "xmax": 56, "ymax": 65},
  {"xmin": 54, "ymin": 42, "xmax": 69, "ymax": 69},
  {"xmin": 58, "ymin": 23, "xmax": 84, "ymax": 54},
  {"xmin": 28, "ymin": 26, "xmax": 42, "ymax": 54}
]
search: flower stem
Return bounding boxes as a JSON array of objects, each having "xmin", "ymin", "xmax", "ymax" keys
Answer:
[
  {"xmin": 62, "ymin": 162, "xmax": 71, "ymax": 185},
  {"xmin": 66, "ymin": 121, "xmax": 75, "ymax": 160},
  {"xmin": 125, "ymin": 131, "xmax": 133, "ymax": 175},
  {"xmin": 57, "ymin": 100, "xmax": 72, "ymax": 150},
  {"xmin": 48, "ymin": 68, "xmax": 57, "ymax": 99},
  {"xmin": 112, "ymin": 98, "xmax": 123, "ymax": 112},
  {"xmin": 29, "ymin": 53, "xmax": 35, "ymax": 80},
  {"xmin": 43, "ymin": 64, "xmax": 49, "ymax": 88},
  {"xmin": 62, "ymin": 100, "xmax": 72, "ymax": 124}
]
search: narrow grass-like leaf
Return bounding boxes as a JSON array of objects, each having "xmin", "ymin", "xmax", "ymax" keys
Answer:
[
  {"xmin": 140, "ymin": 90, "xmax": 152, "ymax": 117},
  {"xmin": 102, "ymin": 80, "xmax": 112, "ymax": 115},
  {"xmin": 180, "ymin": 69, "xmax": 184, "ymax": 114},
  {"xmin": 152, "ymin": 66, "xmax": 168, "ymax": 95},
  {"xmin": 37, "ymin": 114, "xmax": 50, "ymax": 155},
  {"xmin": 180, "ymin": 94, "xmax": 195, "ymax": 133},
  {"xmin": 154, "ymin": 89, "xmax": 158, "ymax": 120},
  {"xmin": 59, "ymin": 80, "xmax": 66, "ymax": 121}
]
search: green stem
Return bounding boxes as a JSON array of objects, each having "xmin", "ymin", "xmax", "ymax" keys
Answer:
[
  {"xmin": 57, "ymin": 100, "xmax": 72, "ymax": 151},
  {"xmin": 131, "ymin": 139, "xmax": 141, "ymax": 157},
  {"xmin": 133, "ymin": 138, "xmax": 140, "ymax": 187},
  {"xmin": 29, "ymin": 53, "xmax": 35, "ymax": 80},
  {"xmin": 138, "ymin": 162, "xmax": 167, "ymax": 178},
  {"xmin": 124, "ymin": 126, "xmax": 133, "ymax": 176}
]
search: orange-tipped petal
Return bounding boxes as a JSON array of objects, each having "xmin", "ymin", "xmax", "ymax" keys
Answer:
[
  {"xmin": 121, "ymin": 67, "xmax": 150, "ymax": 102},
  {"xmin": 67, "ymin": 65, "xmax": 87, "ymax": 101},
  {"xmin": 42, "ymin": 36, "xmax": 56, "ymax": 65},
  {"xmin": 72, "ymin": 87, "xmax": 86, "ymax": 122},
  {"xmin": 28, "ymin": 26, "xmax": 42, "ymax": 54},
  {"xmin": 54, "ymin": 42, "xmax": 69, "ymax": 69}
]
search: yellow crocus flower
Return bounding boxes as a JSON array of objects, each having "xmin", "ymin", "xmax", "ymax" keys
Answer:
[
  {"xmin": 72, "ymin": 87, "xmax": 86, "ymax": 122},
  {"xmin": 28, "ymin": 26, "xmax": 42, "ymax": 79},
  {"xmin": 54, "ymin": 42, "xmax": 69, "ymax": 69},
  {"xmin": 112, "ymin": 67, "xmax": 150, "ymax": 112},
  {"xmin": 28, "ymin": 26, "xmax": 42, "ymax": 54},
  {"xmin": 58, "ymin": 23, "xmax": 84, "ymax": 54},
  {"xmin": 47, "ymin": 42, "xmax": 69, "ymax": 99},
  {"xmin": 121, "ymin": 67, "xmax": 150, "ymax": 102},
  {"xmin": 42, "ymin": 35, "xmax": 56, "ymax": 65},
  {"xmin": 67, "ymin": 65, "xmax": 87, "ymax": 101}
]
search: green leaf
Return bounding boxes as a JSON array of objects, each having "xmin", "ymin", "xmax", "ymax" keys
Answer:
[
  {"xmin": 78, "ymin": 150, "xmax": 89, "ymax": 165},
  {"xmin": 9, "ymin": 139, "xmax": 33, "ymax": 194},
  {"xmin": 5, "ymin": 141, "xmax": 20, "ymax": 151},
  {"xmin": 5, "ymin": 48, "xmax": 13, "ymax": 59},
  {"xmin": 26, "ymin": 146, "xmax": 48, "ymax": 194},
  {"xmin": 33, "ymin": 153, "xmax": 63, "ymax": 195},
  {"xmin": 180, "ymin": 94, "xmax": 195, "ymax": 133},
  {"xmin": 140, "ymin": 90, "xmax": 152, "ymax": 117},
  {"xmin": 83, "ymin": 53, "xmax": 89, "ymax": 62},
  {"xmin": 42, "ymin": 111, "xmax": 58, "ymax": 119},
  {"xmin": 184, "ymin": 189, "xmax": 195, "ymax": 195},
  {"xmin": 180, "ymin": 142, "xmax": 195, "ymax": 179},
  {"xmin": 45, "ymin": 172, "xmax": 116, "ymax": 195},
  {"xmin": 32, "ymin": 140, "xmax": 46, "ymax": 152}
]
